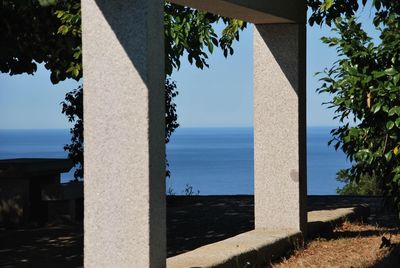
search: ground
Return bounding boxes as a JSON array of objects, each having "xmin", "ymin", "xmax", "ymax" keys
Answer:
[
  {"xmin": 0, "ymin": 196, "xmax": 398, "ymax": 267},
  {"xmin": 0, "ymin": 222, "xmax": 82, "ymax": 268},
  {"xmin": 273, "ymin": 221, "xmax": 400, "ymax": 268}
]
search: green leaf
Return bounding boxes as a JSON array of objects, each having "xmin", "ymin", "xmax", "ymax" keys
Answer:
[
  {"xmin": 382, "ymin": 105, "xmax": 389, "ymax": 113},
  {"xmin": 321, "ymin": 0, "xmax": 334, "ymax": 11},
  {"xmin": 333, "ymin": 97, "xmax": 344, "ymax": 105},
  {"xmin": 389, "ymin": 107, "xmax": 400, "ymax": 116},
  {"xmin": 385, "ymin": 150, "xmax": 393, "ymax": 161},
  {"xmin": 372, "ymin": 103, "xmax": 382, "ymax": 113},
  {"xmin": 374, "ymin": 0, "xmax": 381, "ymax": 10},
  {"xmin": 349, "ymin": 128, "xmax": 360, "ymax": 136},
  {"xmin": 384, "ymin": 67, "xmax": 397, "ymax": 76},
  {"xmin": 207, "ymin": 42, "xmax": 213, "ymax": 53},
  {"xmin": 38, "ymin": 0, "xmax": 58, "ymax": 7},
  {"xmin": 394, "ymin": 166, "xmax": 400, "ymax": 174},
  {"xmin": 335, "ymin": 17, "xmax": 342, "ymax": 24},
  {"xmin": 393, "ymin": 74, "xmax": 400, "ymax": 85},
  {"xmin": 387, "ymin": 121, "xmax": 395, "ymax": 130},
  {"xmin": 72, "ymin": 68, "xmax": 79, "ymax": 78},
  {"xmin": 373, "ymin": 71, "xmax": 386, "ymax": 79}
]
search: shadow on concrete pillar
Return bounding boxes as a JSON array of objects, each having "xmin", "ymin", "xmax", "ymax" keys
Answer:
[
  {"xmin": 253, "ymin": 24, "xmax": 307, "ymax": 235},
  {"xmin": 82, "ymin": 0, "xmax": 165, "ymax": 267}
]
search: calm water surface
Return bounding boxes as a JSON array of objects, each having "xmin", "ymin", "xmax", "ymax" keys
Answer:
[
  {"xmin": 0, "ymin": 127, "xmax": 349, "ymax": 194},
  {"xmin": 0, "ymin": 129, "xmax": 74, "ymax": 181}
]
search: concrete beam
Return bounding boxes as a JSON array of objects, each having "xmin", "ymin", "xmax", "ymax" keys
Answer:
[
  {"xmin": 253, "ymin": 24, "xmax": 307, "ymax": 233},
  {"xmin": 82, "ymin": 0, "xmax": 165, "ymax": 267},
  {"xmin": 169, "ymin": 0, "xmax": 306, "ymax": 24}
]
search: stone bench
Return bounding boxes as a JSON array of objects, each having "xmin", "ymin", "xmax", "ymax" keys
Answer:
[
  {"xmin": 0, "ymin": 158, "xmax": 73, "ymax": 225},
  {"xmin": 41, "ymin": 182, "xmax": 83, "ymax": 221}
]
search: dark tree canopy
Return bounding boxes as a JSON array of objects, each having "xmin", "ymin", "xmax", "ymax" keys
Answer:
[{"xmin": 1, "ymin": 1, "xmax": 81, "ymax": 82}]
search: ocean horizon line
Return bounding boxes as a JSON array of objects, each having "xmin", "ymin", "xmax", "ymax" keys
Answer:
[
  {"xmin": 0, "ymin": 126, "xmax": 340, "ymax": 131},
  {"xmin": 0, "ymin": 128, "xmax": 71, "ymax": 131}
]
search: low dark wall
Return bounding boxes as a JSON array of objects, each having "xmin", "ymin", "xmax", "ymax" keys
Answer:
[{"xmin": 0, "ymin": 179, "xmax": 30, "ymax": 226}]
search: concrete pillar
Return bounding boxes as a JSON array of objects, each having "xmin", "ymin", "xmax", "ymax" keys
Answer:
[
  {"xmin": 82, "ymin": 0, "xmax": 165, "ymax": 267},
  {"xmin": 254, "ymin": 24, "xmax": 307, "ymax": 233}
]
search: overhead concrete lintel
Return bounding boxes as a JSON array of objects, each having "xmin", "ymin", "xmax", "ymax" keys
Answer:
[{"xmin": 168, "ymin": 0, "xmax": 306, "ymax": 24}]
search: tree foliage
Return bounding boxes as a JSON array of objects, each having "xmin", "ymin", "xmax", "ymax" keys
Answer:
[
  {"xmin": 336, "ymin": 172, "xmax": 383, "ymax": 196},
  {"xmin": 313, "ymin": 1, "xmax": 400, "ymax": 209},
  {"xmin": 308, "ymin": 0, "xmax": 400, "ymax": 27},
  {"xmin": 0, "ymin": 0, "xmax": 245, "ymax": 178},
  {"xmin": 61, "ymin": 85, "xmax": 83, "ymax": 178},
  {"xmin": 0, "ymin": 0, "xmax": 81, "ymax": 82}
]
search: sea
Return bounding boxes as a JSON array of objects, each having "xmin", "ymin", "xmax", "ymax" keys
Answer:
[{"xmin": 0, "ymin": 127, "xmax": 349, "ymax": 195}]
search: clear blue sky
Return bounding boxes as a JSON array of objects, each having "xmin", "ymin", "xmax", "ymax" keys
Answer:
[
  {"xmin": 0, "ymin": 7, "xmax": 378, "ymax": 129},
  {"xmin": 0, "ymin": 65, "xmax": 78, "ymax": 129}
]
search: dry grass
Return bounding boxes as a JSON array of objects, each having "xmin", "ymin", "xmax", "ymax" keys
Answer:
[{"xmin": 273, "ymin": 221, "xmax": 400, "ymax": 268}]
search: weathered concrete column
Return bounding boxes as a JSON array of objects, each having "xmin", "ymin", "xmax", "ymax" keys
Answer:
[
  {"xmin": 254, "ymin": 24, "xmax": 307, "ymax": 233},
  {"xmin": 82, "ymin": 0, "xmax": 165, "ymax": 267}
]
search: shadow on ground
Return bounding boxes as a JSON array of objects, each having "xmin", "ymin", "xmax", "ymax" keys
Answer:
[
  {"xmin": 0, "ymin": 223, "xmax": 82, "ymax": 268},
  {"xmin": 0, "ymin": 195, "xmax": 393, "ymax": 266},
  {"xmin": 167, "ymin": 196, "xmax": 254, "ymax": 257},
  {"xmin": 372, "ymin": 244, "xmax": 400, "ymax": 267}
]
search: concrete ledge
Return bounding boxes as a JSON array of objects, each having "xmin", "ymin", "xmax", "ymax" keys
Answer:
[
  {"xmin": 307, "ymin": 205, "xmax": 370, "ymax": 238},
  {"xmin": 167, "ymin": 204, "xmax": 371, "ymax": 267},
  {"xmin": 167, "ymin": 229, "xmax": 302, "ymax": 268}
]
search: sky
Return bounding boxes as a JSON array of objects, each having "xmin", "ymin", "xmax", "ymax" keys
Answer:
[
  {"xmin": 0, "ymin": 6, "xmax": 380, "ymax": 129},
  {"xmin": 0, "ymin": 65, "xmax": 78, "ymax": 129}
]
